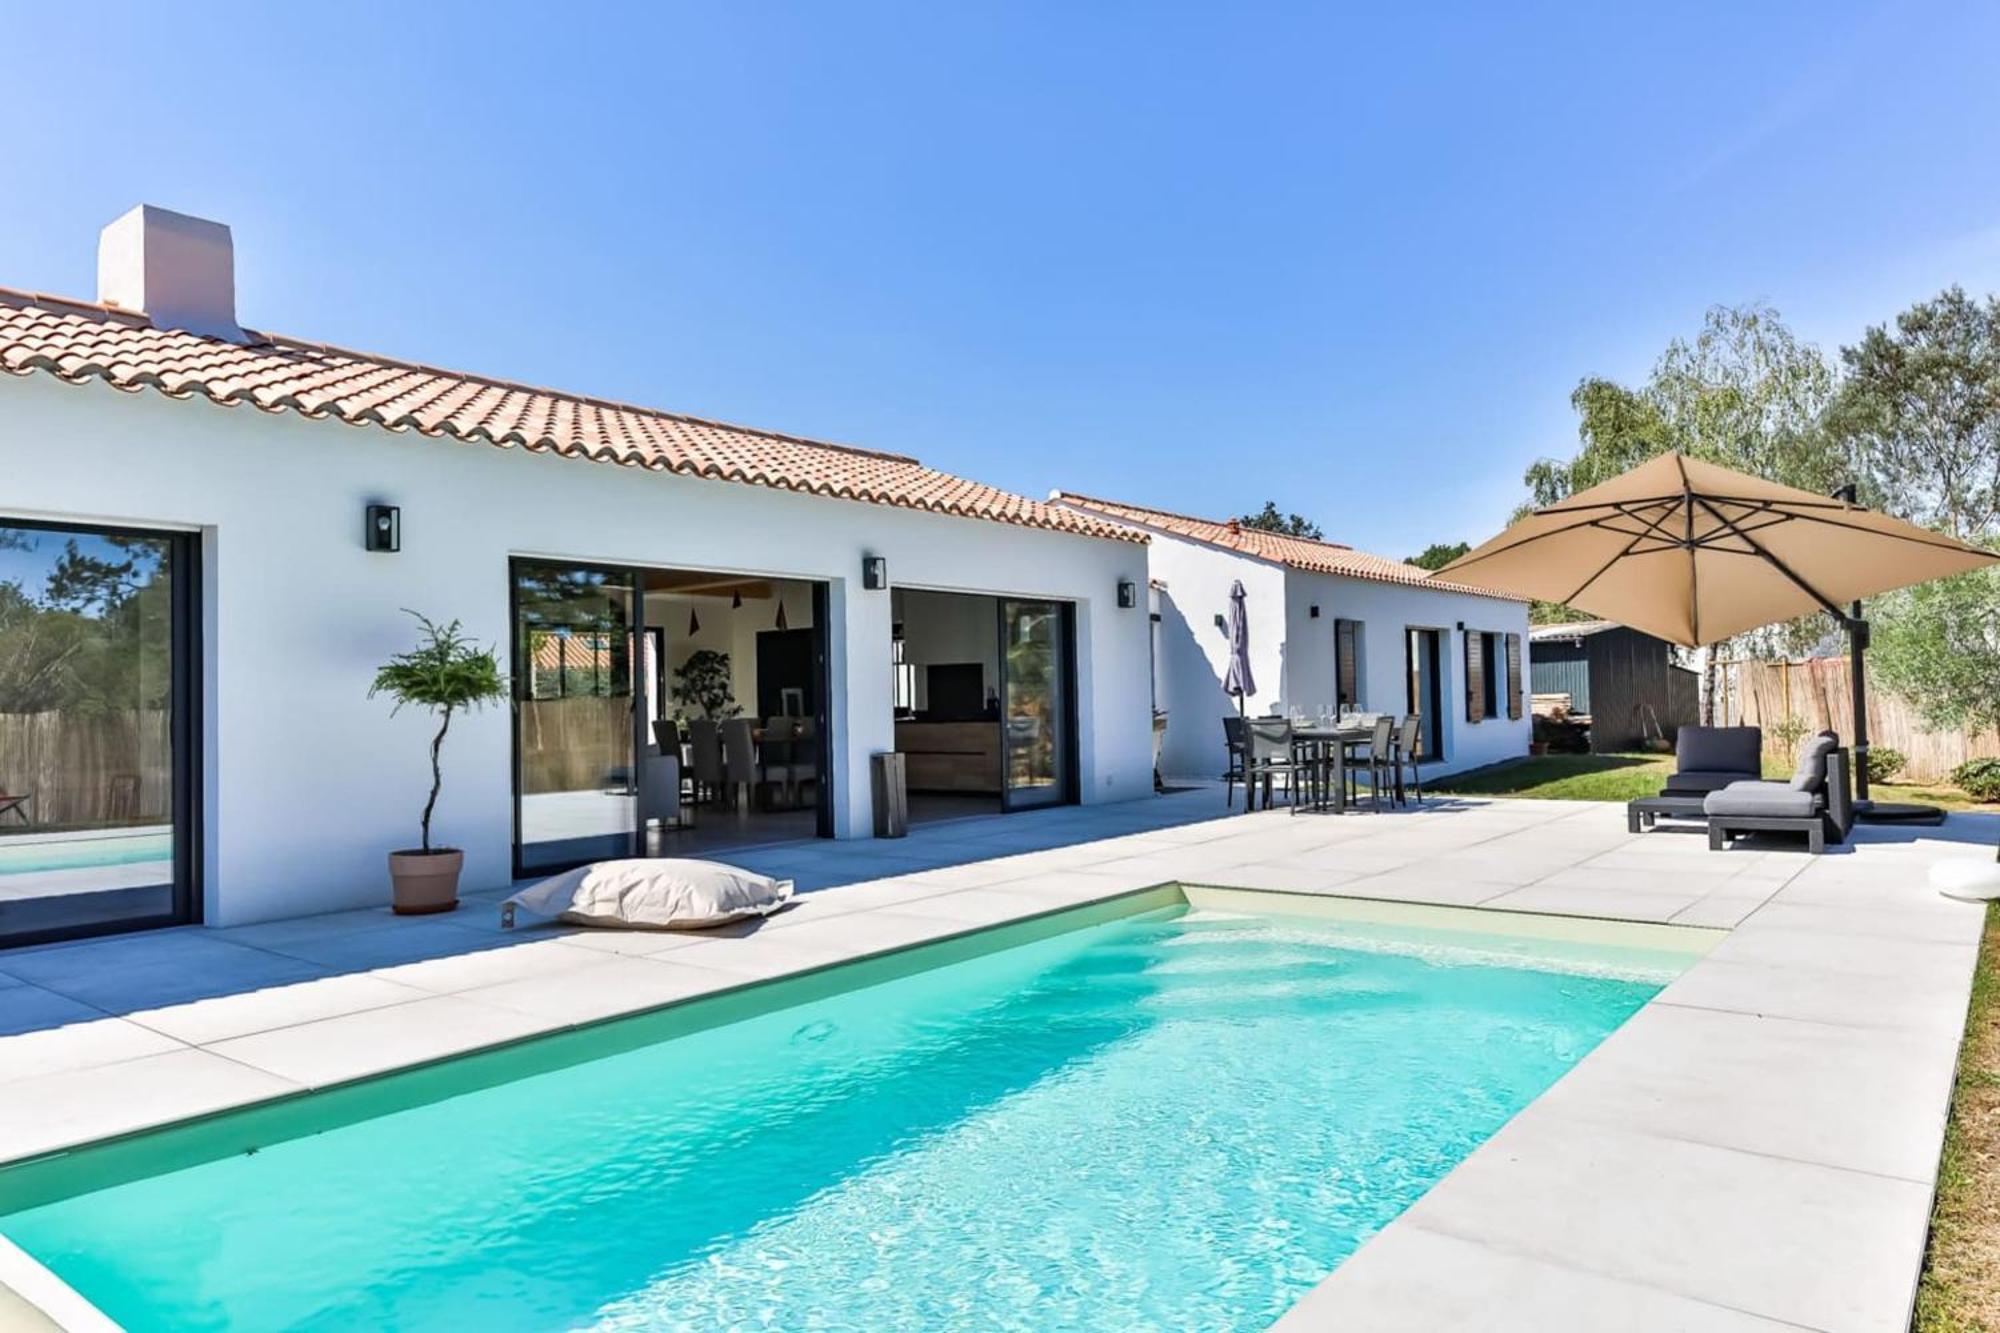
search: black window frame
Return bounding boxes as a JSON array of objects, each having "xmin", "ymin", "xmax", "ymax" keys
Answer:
[{"xmin": 0, "ymin": 516, "xmax": 202, "ymax": 950}]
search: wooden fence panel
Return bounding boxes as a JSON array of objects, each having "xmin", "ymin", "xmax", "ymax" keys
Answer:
[
  {"xmin": 0, "ymin": 710, "xmax": 172, "ymax": 828},
  {"xmin": 1719, "ymin": 658, "xmax": 1999, "ymax": 782}
]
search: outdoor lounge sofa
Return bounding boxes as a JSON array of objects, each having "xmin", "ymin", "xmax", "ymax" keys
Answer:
[
  {"xmin": 1663, "ymin": 725, "xmax": 1763, "ymax": 796},
  {"xmin": 1627, "ymin": 725, "xmax": 1764, "ymax": 833},
  {"xmin": 1705, "ymin": 731, "xmax": 1852, "ymax": 854}
]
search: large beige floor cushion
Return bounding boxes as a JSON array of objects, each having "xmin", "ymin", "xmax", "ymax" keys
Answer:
[{"xmin": 504, "ymin": 859, "xmax": 795, "ymax": 930}]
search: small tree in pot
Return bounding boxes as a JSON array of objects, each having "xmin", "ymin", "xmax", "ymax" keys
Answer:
[{"xmin": 370, "ymin": 612, "xmax": 508, "ymax": 914}]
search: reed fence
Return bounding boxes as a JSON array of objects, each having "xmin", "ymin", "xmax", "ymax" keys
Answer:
[
  {"xmin": 0, "ymin": 710, "xmax": 172, "ymax": 828},
  {"xmin": 518, "ymin": 696, "xmax": 635, "ymax": 795},
  {"xmin": 1714, "ymin": 657, "xmax": 1999, "ymax": 783}
]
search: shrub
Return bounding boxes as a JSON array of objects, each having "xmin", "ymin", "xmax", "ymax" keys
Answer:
[
  {"xmin": 1864, "ymin": 747, "xmax": 1907, "ymax": 785},
  {"xmin": 370, "ymin": 612, "xmax": 508, "ymax": 852},
  {"xmin": 1951, "ymin": 757, "xmax": 2000, "ymax": 803}
]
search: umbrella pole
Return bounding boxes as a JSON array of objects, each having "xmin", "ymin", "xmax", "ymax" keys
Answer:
[
  {"xmin": 1829, "ymin": 483, "xmax": 1944, "ymax": 826},
  {"xmin": 1847, "ymin": 603, "xmax": 1871, "ymax": 808}
]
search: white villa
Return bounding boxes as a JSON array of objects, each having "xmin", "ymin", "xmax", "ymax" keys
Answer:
[
  {"xmin": 0, "ymin": 206, "xmax": 1158, "ymax": 944},
  {"xmin": 1052, "ymin": 494, "xmax": 1532, "ymax": 783}
]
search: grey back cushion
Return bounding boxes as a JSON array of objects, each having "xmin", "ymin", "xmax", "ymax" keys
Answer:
[
  {"xmin": 1790, "ymin": 731, "xmax": 1839, "ymax": 792},
  {"xmin": 1676, "ymin": 726, "xmax": 1762, "ymax": 776}
]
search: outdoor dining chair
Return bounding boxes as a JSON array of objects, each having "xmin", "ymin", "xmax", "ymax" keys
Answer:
[
  {"xmin": 1222, "ymin": 715, "xmax": 1249, "ymax": 808},
  {"xmin": 1393, "ymin": 714, "xmax": 1424, "ymax": 807},
  {"xmin": 1245, "ymin": 718, "xmax": 1297, "ymax": 811},
  {"xmin": 1346, "ymin": 715, "xmax": 1397, "ymax": 811}
]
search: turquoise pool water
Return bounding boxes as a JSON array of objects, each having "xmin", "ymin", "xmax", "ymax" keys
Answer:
[
  {"xmin": 1, "ymin": 905, "xmax": 1674, "ymax": 1330},
  {"xmin": 0, "ymin": 831, "xmax": 171, "ymax": 875}
]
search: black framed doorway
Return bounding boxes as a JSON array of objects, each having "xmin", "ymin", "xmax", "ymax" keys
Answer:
[
  {"xmin": 1405, "ymin": 626, "xmax": 1445, "ymax": 762},
  {"xmin": 0, "ymin": 517, "xmax": 201, "ymax": 949},
  {"xmin": 510, "ymin": 558, "xmax": 833, "ymax": 877}
]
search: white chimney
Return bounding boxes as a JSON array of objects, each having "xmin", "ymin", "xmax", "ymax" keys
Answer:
[{"xmin": 97, "ymin": 205, "xmax": 246, "ymax": 342}]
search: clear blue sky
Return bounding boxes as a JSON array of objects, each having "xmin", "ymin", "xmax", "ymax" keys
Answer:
[{"xmin": 5, "ymin": 2, "xmax": 1997, "ymax": 558}]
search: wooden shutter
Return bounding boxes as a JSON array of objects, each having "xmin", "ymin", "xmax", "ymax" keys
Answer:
[
  {"xmin": 1465, "ymin": 630, "xmax": 1485, "ymax": 723},
  {"xmin": 1506, "ymin": 633, "xmax": 1523, "ymax": 720},
  {"xmin": 1335, "ymin": 619, "xmax": 1357, "ymax": 709}
]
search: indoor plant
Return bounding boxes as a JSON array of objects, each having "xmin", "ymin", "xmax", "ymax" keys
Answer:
[{"xmin": 370, "ymin": 612, "xmax": 508, "ymax": 914}]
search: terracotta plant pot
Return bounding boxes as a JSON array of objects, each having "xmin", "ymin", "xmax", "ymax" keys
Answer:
[{"xmin": 388, "ymin": 848, "xmax": 464, "ymax": 915}]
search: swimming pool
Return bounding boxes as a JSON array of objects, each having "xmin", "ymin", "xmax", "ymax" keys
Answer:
[
  {"xmin": 0, "ymin": 894, "xmax": 1695, "ymax": 1330},
  {"xmin": 0, "ymin": 830, "xmax": 171, "ymax": 875}
]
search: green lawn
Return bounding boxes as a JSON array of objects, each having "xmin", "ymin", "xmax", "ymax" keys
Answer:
[
  {"xmin": 1916, "ymin": 902, "xmax": 2000, "ymax": 1332},
  {"xmin": 1429, "ymin": 752, "xmax": 1677, "ymax": 802},
  {"xmin": 1431, "ymin": 751, "xmax": 1988, "ymax": 811}
]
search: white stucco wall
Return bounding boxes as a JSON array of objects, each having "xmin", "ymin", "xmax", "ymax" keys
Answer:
[
  {"xmin": 0, "ymin": 374, "xmax": 1154, "ymax": 924},
  {"xmin": 1139, "ymin": 527, "xmax": 1530, "ymax": 780},
  {"xmin": 1143, "ymin": 533, "xmax": 1288, "ymax": 779},
  {"xmin": 1280, "ymin": 570, "xmax": 1532, "ymax": 776}
]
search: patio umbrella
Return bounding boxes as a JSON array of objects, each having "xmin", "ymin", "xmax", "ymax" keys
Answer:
[
  {"xmin": 1434, "ymin": 452, "xmax": 1998, "ymax": 815},
  {"xmin": 1222, "ymin": 578, "xmax": 1255, "ymax": 716}
]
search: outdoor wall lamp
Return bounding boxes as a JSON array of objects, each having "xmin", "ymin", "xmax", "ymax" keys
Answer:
[
  {"xmin": 1309, "ymin": 604, "xmax": 1320, "ymax": 618},
  {"xmin": 862, "ymin": 554, "xmax": 888, "ymax": 590},
  {"xmin": 1214, "ymin": 613, "xmax": 1227, "ymax": 632},
  {"xmin": 365, "ymin": 503, "xmax": 400, "ymax": 553},
  {"xmin": 1117, "ymin": 579, "xmax": 1138, "ymax": 609}
]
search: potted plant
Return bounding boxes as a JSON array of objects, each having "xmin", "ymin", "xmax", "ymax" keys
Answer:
[{"xmin": 370, "ymin": 612, "xmax": 508, "ymax": 915}]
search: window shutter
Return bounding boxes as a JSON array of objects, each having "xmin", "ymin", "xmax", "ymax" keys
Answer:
[
  {"xmin": 1506, "ymin": 633, "xmax": 1523, "ymax": 720},
  {"xmin": 1335, "ymin": 619, "xmax": 1357, "ymax": 709},
  {"xmin": 1465, "ymin": 630, "xmax": 1485, "ymax": 723}
]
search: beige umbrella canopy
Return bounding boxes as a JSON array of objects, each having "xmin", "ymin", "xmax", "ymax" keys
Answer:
[{"xmin": 1434, "ymin": 452, "xmax": 1997, "ymax": 648}]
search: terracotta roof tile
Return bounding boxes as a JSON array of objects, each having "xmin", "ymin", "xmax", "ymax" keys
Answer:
[
  {"xmin": 1051, "ymin": 491, "xmax": 1525, "ymax": 600},
  {"xmin": 0, "ymin": 286, "xmax": 1138, "ymax": 544}
]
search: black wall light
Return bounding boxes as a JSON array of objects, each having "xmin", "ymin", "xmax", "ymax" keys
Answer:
[
  {"xmin": 1117, "ymin": 579, "xmax": 1138, "ymax": 609},
  {"xmin": 1214, "ymin": 612, "xmax": 1227, "ymax": 631},
  {"xmin": 862, "ymin": 554, "xmax": 888, "ymax": 590},
  {"xmin": 1309, "ymin": 604, "xmax": 1320, "ymax": 618},
  {"xmin": 365, "ymin": 503, "xmax": 400, "ymax": 552}
]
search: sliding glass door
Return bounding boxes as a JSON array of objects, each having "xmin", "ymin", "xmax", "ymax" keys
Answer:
[
  {"xmin": 998, "ymin": 599, "xmax": 1075, "ymax": 811},
  {"xmin": 0, "ymin": 520, "xmax": 197, "ymax": 947},
  {"xmin": 513, "ymin": 561, "xmax": 638, "ymax": 873}
]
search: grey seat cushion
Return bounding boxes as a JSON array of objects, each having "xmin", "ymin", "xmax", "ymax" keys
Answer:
[
  {"xmin": 1790, "ymin": 731, "xmax": 1839, "ymax": 792},
  {"xmin": 1704, "ymin": 781, "xmax": 1820, "ymax": 819},
  {"xmin": 1664, "ymin": 769, "xmax": 1755, "ymax": 796},
  {"xmin": 1675, "ymin": 726, "xmax": 1762, "ymax": 779}
]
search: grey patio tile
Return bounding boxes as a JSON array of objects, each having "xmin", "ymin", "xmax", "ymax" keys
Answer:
[
  {"xmin": 456, "ymin": 954, "xmax": 739, "ymax": 1025},
  {"xmin": 1532, "ymin": 1001, "xmax": 1957, "ymax": 1183},
  {"xmin": 888, "ymin": 886, "xmax": 1068, "ymax": 928},
  {"xmin": 0, "ymin": 983, "xmax": 107, "ymax": 1037},
  {"xmin": 1277, "ymin": 1220, "xmax": 1796, "ymax": 1332},
  {"xmin": 127, "ymin": 972, "xmax": 436, "ymax": 1046},
  {"xmin": 1326, "ymin": 870, "xmax": 1517, "ymax": 908},
  {"xmin": 372, "ymin": 936, "xmax": 616, "ymax": 995},
  {"xmin": 1477, "ymin": 883, "xmax": 1705, "ymax": 923},
  {"xmin": 1537, "ymin": 864, "xmax": 1747, "ymax": 897},
  {"xmin": 1176, "ymin": 861, "xmax": 1364, "ymax": 894},
  {"xmin": 0, "ymin": 1049, "xmax": 303, "ymax": 1161},
  {"xmin": 205, "ymin": 995, "xmax": 551, "ymax": 1088},
  {"xmin": 1742, "ymin": 899, "xmax": 1984, "ymax": 946},
  {"xmin": 1706, "ymin": 921, "xmax": 1978, "ymax": 981},
  {"xmin": 1668, "ymin": 890, "xmax": 1780, "ymax": 930},
  {"xmin": 0, "ymin": 1013, "xmax": 184, "ymax": 1084},
  {"xmin": 0, "ymin": 931, "xmax": 327, "ymax": 1013},
  {"xmin": 245, "ymin": 919, "xmax": 515, "ymax": 973},
  {"xmin": 1403, "ymin": 1114, "xmax": 1932, "ymax": 1332},
  {"xmin": 1653, "ymin": 956, "xmax": 1974, "ymax": 1036}
]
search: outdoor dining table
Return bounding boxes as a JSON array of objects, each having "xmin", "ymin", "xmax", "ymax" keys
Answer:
[{"xmin": 1288, "ymin": 717, "xmax": 1380, "ymax": 814}]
